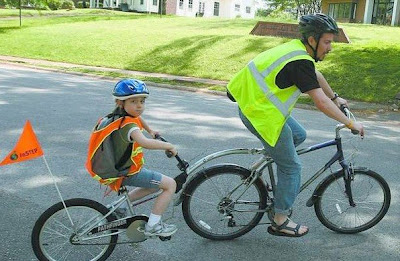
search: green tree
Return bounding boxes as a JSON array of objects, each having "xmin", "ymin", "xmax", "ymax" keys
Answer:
[{"xmin": 269, "ymin": 0, "xmax": 321, "ymax": 18}]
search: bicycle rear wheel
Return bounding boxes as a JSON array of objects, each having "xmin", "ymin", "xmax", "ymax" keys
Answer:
[
  {"xmin": 31, "ymin": 198, "xmax": 118, "ymax": 261},
  {"xmin": 314, "ymin": 169, "xmax": 391, "ymax": 233},
  {"xmin": 182, "ymin": 164, "xmax": 268, "ymax": 240}
]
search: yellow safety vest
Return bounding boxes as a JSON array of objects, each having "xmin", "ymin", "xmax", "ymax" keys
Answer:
[{"xmin": 227, "ymin": 39, "xmax": 314, "ymax": 147}]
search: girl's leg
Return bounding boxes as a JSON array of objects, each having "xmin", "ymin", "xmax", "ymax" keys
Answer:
[
  {"xmin": 127, "ymin": 187, "xmax": 159, "ymax": 202},
  {"xmin": 151, "ymin": 175, "xmax": 176, "ymax": 215}
]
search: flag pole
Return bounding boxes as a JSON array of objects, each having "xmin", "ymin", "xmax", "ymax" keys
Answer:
[{"xmin": 42, "ymin": 155, "xmax": 75, "ymax": 226}]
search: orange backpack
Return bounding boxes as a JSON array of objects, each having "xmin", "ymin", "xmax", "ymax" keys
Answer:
[{"xmin": 86, "ymin": 115, "xmax": 144, "ymax": 191}]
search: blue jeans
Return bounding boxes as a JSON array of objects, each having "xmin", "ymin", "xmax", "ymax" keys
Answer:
[{"xmin": 239, "ymin": 109, "xmax": 306, "ymax": 215}]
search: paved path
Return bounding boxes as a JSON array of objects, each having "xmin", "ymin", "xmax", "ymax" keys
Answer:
[{"xmin": 0, "ymin": 63, "xmax": 399, "ymax": 261}]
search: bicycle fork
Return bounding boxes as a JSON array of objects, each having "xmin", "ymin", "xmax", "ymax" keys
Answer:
[{"xmin": 343, "ymin": 163, "xmax": 356, "ymax": 207}]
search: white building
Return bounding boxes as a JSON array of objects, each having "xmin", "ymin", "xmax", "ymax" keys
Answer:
[
  {"xmin": 90, "ymin": 0, "xmax": 159, "ymax": 13},
  {"xmin": 166, "ymin": 0, "xmax": 256, "ymax": 19}
]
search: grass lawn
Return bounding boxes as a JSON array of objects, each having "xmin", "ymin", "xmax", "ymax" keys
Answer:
[{"xmin": 0, "ymin": 9, "xmax": 399, "ymax": 104}]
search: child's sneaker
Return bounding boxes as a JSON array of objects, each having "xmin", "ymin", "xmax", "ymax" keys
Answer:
[{"xmin": 144, "ymin": 221, "xmax": 177, "ymax": 237}]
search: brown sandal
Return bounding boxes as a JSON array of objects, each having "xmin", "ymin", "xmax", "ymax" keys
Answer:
[{"xmin": 267, "ymin": 218, "xmax": 309, "ymax": 238}]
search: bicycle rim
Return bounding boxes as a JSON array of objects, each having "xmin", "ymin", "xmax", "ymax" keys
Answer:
[
  {"xmin": 182, "ymin": 165, "xmax": 267, "ymax": 240},
  {"xmin": 315, "ymin": 170, "xmax": 390, "ymax": 233},
  {"xmin": 33, "ymin": 199, "xmax": 117, "ymax": 261}
]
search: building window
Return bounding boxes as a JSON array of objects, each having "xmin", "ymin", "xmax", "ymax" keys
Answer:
[
  {"xmin": 246, "ymin": 6, "xmax": 250, "ymax": 13},
  {"xmin": 189, "ymin": 0, "xmax": 193, "ymax": 9},
  {"xmin": 328, "ymin": 3, "xmax": 353, "ymax": 19},
  {"xmin": 179, "ymin": 0, "xmax": 184, "ymax": 9},
  {"xmin": 198, "ymin": 2, "xmax": 205, "ymax": 15},
  {"xmin": 214, "ymin": 2, "xmax": 219, "ymax": 16},
  {"xmin": 140, "ymin": 0, "xmax": 143, "ymax": 5},
  {"xmin": 372, "ymin": 0, "xmax": 394, "ymax": 25},
  {"xmin": 153, "ymin": 0, "xmax": 157, "ymax": 5},
  {"xmin": 235, "ymin": 4, "xmax": 240, "ymax": 12}
]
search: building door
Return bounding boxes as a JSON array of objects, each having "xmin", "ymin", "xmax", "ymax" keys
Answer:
[
  {"xmin": 372, "ymin": 0, "xmax": 394, "ymax": 25},
  {"xmin": 213, "ymin": 2, "xmax": 220, "ymax": 16}
]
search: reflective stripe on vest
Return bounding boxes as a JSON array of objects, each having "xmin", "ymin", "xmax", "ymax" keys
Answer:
[
  {"xmin": 227, "ymin": 39, "xmax": 314, "ymax": 147},
  {"xmin": 247, "ymin": 50, "xmax": 307, "ymax": 117}
]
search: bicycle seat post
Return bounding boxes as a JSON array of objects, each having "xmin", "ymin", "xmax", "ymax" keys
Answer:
[{"xmin": 118, "ymin": 186, "xmax": 135, "ymax": 216}]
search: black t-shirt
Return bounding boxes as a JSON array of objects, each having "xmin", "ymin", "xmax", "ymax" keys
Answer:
[
  {"xmin": 226, "ymin": 59, "xmax": 320, "ymax": 102},
  {"xmin": 275, "ymin": 59, "xmax": 320, "ymax": 93}
]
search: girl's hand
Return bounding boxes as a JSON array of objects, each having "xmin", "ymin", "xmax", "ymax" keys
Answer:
[
  {"xmin": 166, "ymin": 146, "xmax": 178, "ymax": 157},
  {"xmin": 149, "ymin": 130, "xmax": 159, "ymax": 139}
]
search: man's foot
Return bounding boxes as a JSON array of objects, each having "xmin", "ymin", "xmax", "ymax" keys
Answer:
[
  {"xmin": 144, "ymin": 221, "xmax": 177, "ymax": 237},
  {"xmin": 267, "ymin": 218, "xmax": 308, "ymax": 238}
]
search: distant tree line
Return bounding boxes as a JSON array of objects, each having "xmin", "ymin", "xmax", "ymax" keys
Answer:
[
  {"xmin": 257, "ymin": 0, "xmax": 321, "ymax": 19},
  {"xmin": 0, "ymin": 0, "xmax": 86, "ymax": 10}
]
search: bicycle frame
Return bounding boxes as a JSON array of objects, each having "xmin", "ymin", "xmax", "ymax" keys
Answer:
[
  {"xmin": 174, "ymin": 122, "xmax": 355, "ymax": 206},
  {"xmin": 72, "ymin": 189, "xmax": 162, "ymax": 243}
]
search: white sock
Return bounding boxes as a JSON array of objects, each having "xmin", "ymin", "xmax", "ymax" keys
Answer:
[{"xmin": 147, "ymin": 213, "xmax": 161, "ymax": 227}]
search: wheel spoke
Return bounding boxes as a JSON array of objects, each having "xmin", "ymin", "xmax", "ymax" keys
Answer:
[
  {"xmin": 315, "ymin": 170, "xmax": 390, "ymax": 233},
  {"xmin": 182, "ymin": 166, "xmax": 267, "ymax": 240},
  {"xmin": 32, "ymin": 199, "xmax": 118, "ymax": 261}
]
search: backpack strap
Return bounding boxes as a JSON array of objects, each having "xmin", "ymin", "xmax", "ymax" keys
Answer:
[
  {"xmin": 114, "ymin": 114, "xmax": 134, "ymax": 173},
  {"xmin": 114, "ymin": 143, "xmax": 133, "ymax": 172}
]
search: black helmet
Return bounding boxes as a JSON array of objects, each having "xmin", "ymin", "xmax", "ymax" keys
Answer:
[
  {"xmin": 299, "ymin": 13, "xmax": 338, "ymax": 62},
  {"xmin": 299, "ymin": 13, "xmax": 339, "ymax": 39}
]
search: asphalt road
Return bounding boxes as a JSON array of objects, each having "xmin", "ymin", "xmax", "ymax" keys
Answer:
[{"xmin": 0, "ymin": 63, "xmax": 399, "ymax": 261}]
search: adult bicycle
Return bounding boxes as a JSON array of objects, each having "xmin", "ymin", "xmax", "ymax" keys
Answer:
[{"xmin": 176, "ymin": 108, "xmax": 391, "ymax": 240}]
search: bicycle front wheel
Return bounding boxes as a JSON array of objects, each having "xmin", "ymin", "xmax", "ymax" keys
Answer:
[
  {"xmin": 315, "ymin": 169, "xmax": 391, "ymax": 233},
  {"xmin": 182, "ymin": 164, "xmax": 268, "ymax": 240},
  {"xmin": 32, "ymin": 198, "xmax": 118, "ymax": 261}
]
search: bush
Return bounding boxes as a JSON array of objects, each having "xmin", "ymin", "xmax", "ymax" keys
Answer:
[
  {"xmin": 256, "ymin": 8, "xmax": 274, "ymax": 17},
  {"xmin": 46, "ymin": 0, "xmax": 63, "ymax": 10},
  {"xmin": 267, "ymin": 10, "xmax": 296, "ymax": 21},
  {"xmin": 77, "ymin": 0, "xmax": 88, "ymax": 8},
  {"xmin": 61, "ymin": 0, "xmax": 74, "ymax": 9}
]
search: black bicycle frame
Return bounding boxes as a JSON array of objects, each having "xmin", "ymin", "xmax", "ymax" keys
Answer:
[{"xmin": 295, "ymin": 136, "xmax": 355, "ymax": 206}]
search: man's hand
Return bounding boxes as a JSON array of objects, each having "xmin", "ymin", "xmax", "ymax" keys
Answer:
[
  {"xmin": 348, "ymin": 121, "xmax": 365, "ymax": 138},
  {"xmin": 335, "ymin": 97, "xmax": 348, "ymax": 108}
]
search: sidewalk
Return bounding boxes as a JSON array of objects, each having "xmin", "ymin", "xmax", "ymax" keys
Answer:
[{"xmin": 1, "ymin": 55, "xmax": 399, "ymax": 120}]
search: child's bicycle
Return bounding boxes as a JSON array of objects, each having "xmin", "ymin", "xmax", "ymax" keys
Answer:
[
  {"xmin": 175, "ymin": 107, "xmax": 391, "ymax": 240},
  {"xmin": 31, "ymin": 135, "xmax": 190, "ymax": 261}
]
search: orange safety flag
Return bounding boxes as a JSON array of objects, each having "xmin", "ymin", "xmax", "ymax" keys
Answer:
[{"xmin": 0, "ymin": 120, "xmax": 44, "ymax": 166}]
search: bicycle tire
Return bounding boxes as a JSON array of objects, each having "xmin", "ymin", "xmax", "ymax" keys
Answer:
[
  {"xmin": 314, "ymin": 169, "xmax": 391, "ymax": 233},
  {"xmin": 182, "ymin": 164, "xmax": 268, "ymax": 240},
  {"xmin": 31, "ymin": 198, "xmax": 118, "ymax": 261}
]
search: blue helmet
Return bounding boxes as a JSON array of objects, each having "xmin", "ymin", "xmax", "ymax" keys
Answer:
[{"xmin": 112, "ymin": 79, "xmax": 149, "ymax": 100}]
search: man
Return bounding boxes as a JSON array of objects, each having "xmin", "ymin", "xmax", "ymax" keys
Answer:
[{"xmin": 227, "ymin": 13, "xmax": 364, "ymax": 237}]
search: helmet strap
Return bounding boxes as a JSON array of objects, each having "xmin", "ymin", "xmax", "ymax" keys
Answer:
[{"xmin": 305, "ymin": 34, "xmax": 321, "ymax": 62}]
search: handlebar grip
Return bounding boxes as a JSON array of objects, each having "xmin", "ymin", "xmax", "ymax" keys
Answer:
[
  {"xmin": 340, "ymin": 104, "xmax": 350, "ymax": 117},
  {"xmin": 165, "ymin": 151, "xmax": 174, "ymax": 158}
]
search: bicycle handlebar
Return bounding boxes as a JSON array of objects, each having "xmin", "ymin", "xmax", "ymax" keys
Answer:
[{"xmin": 340, "ymin": 105, "xmax": 359, "ymax": 135}]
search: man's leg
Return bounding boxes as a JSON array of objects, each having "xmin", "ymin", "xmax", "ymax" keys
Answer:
[{"xmin": 239, "ymin": 110, "xmax": 308, "ymax": 235}]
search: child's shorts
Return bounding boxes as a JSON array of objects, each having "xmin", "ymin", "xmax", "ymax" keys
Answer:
[{"xmin": 122, "ymin": 168, "xmax": 162, "ymax": 189}]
